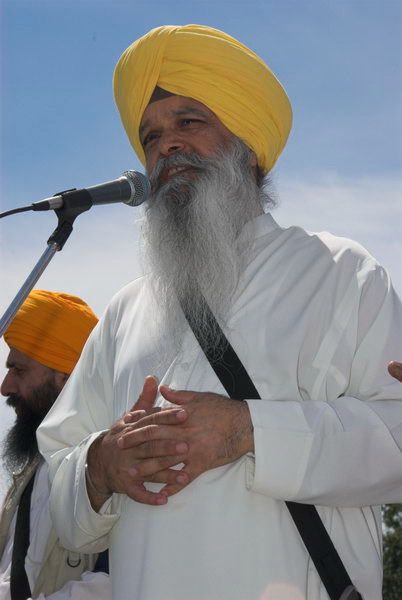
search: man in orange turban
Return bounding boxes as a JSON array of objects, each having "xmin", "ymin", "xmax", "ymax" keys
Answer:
[
  {"xmin": 0, "ymin": 290, "xmax": 111, "ymax": 599},
  {"xmin": 3, "ymin": 289, "xmax": 99, "ymax": 376},
  {"xmin": 39, "ymin": 25, "xmax": 402, "ymax": 600}
]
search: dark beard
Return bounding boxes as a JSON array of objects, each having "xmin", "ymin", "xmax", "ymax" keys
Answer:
[{"xmin": 2, "ymin": 378, "xmax": 60, "ymax": 475}]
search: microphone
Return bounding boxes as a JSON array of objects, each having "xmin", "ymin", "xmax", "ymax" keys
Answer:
[{"xmin": 31, "ymin": 170, "xmax": 150, "ymax": 211}]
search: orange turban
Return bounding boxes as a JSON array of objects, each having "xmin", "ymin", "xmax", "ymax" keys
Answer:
[
  {"xmin": 3, "ymin": 290, "xmax": 98, "ymax": 374},
  {"xmin": 113, "ymin": 24, "xmax": 292, "ymax": 174}
]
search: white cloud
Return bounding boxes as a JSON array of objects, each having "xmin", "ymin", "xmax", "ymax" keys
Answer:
[
  {"xmin": 273, "ymin": 172, "xmax": 402, "ymax": 295},
  {"xmin": 1, "ymin": 205, "xmax": 145, "ymax": 317}
]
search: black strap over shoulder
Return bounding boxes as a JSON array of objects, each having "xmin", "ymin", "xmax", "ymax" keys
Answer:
[
  {"xmin": 10, "ymin": 472, "xmax": 35, "ymax": 600},
  {"xmin": 182, "ymin": 297, "xmax": 362, "ymax": 600}
]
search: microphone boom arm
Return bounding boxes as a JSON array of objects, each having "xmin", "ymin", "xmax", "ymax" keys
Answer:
[{"xmin": 0, "ymin": 196, "xmax": 92, "ymax": 337}]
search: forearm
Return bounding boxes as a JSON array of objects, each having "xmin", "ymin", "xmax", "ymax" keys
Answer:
[
  {"xmin": 85, "ymin": 433, "xmax": 113, "ymax": 512},
  {"xmin": 48, "ymin": 433, "xmax": 120, "ymax": 552},
  {"xmin": 246, "ymin": 394, "xmax": 402, "ymax": 506}
]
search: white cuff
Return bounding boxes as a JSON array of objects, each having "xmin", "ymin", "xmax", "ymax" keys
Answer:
[{"xmin": 245, "ymin": 400, "xmax": 313, "ymax": 499}]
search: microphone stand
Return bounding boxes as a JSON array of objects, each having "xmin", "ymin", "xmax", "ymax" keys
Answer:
[{"xmin": 0, "ymin": 189, "xmax": 92, "ymax": 337}]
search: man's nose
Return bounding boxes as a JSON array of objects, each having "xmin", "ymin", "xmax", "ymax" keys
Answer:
[
  {"xmin": 158, "ymin": 131, "xmax": 187, "ymax": 157},
  {"xmin": 1, "ymin": 371, "xmax": 16, "ymax": 397}
]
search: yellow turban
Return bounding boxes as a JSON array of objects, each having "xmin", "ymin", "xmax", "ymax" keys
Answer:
[
  {"xmin": 4, "ymin": 290, "xmax": 98, "ymax": 374},
  {"xmin": 113, "ymin": 24, "xmax": 292, "ymax": 174}
]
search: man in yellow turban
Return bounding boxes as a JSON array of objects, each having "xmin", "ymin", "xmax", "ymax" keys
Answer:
[
  {"xmin": 39, "ymin": 25, "xmax": 402, "ymax": 600},
  {"xmin": 0, "ymin": 290, "xmax": 111, "ymax": 599},
  {"xmin": 113, "ymin": 24, "xmax": 292, "ymax": 176}
]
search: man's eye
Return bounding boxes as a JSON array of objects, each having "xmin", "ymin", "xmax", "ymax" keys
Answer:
[
  {"xmin": 143, "ymin": 133, "xmax": 158, "ymax": 146},
  {"xmin": 181, "ymin": 118, "xmax": 200, "ymax": 126}
]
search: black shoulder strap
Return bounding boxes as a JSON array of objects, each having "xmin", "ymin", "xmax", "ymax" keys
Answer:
[
  {"xmin": 182, "ymin": 298, "xmax": 362, "ymax": 600},
  {"xmin": 10, "ymin": 471, "xmax": 35, "ymax": 600}
]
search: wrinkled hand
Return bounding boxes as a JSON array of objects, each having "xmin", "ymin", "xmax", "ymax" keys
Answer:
[
  {"xmin": 388, "ymin": 361, "xmax": 402, "ymax": 382},
  {"xmin": 118, "ymin": 387, "xmax": 254, "ymax": 500},
  {"xmin": 86, "ymin": 377, "xmax": 190, "ymax": 511}
]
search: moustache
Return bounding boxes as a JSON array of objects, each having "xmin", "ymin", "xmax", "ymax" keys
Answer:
[
  {"xmin": 148, "ymin": 152, "xmax": 214, "ymax": 193},
  {"xmin": 6, "ymin": 394, "xmax": 29, "ymax": 418},
  {"xmin": 6, "ymin": 395, "xmax": 24, "ymax": 410}
]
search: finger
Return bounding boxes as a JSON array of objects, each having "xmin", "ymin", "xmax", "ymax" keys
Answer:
[
  {"xmin": 159, "ymin": 386, "xmax": 196, "ymax": 405},
  {"xmin": 129, "ymin": 456, "xmax": 189, "ymax": 480},
  {"xmin": 123, "ymin": 407, "xmax": 162, "ymax": 424},
  {"xmin": 147, "ymin": 468, "xmax": 189, "ymax": 486},
  {"xmin": 121, "ymin": 437, "xmax": 188, "ymax": 458},
  {"xmin": 158, "ymin": 480, "xmax": 189, "ymax": 498},
  {"xmin": 130, "ymin": 376, "xmax": 159, "ymax": 412},
  {"xmin": 159, "ymin": 464, "xmax": 199, "ymax": 496},
  {"xmin": 120, "ymin": 409, "xmax": 188, "ymax": 444},
  {"xmin": 118, "ymin": 419, "xmax": 187, "ymax": 449},
  {"xmin": 123, "ymin": 409, "xmax": 147, "ymax": 424},
  {"xmin": 126, "ymin": 482, "xmax": 168, "ymax": 506},
  {"xmin": 388, "ymin": 361, "xmax": 402, "ymax": 382},
  {"xmin": 118, "ymin": 422, "xmax": 187, "ymax": 450}
]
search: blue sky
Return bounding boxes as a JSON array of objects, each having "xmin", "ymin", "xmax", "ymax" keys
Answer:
[
  {"xmin": 2, "ymin": 0, "xmax": 402, "ymax": 189},
  {"xmin": 0, "ymin": 0, "xmax": 401, "ymax": 493}
]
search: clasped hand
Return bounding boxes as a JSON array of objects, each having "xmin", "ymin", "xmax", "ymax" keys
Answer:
[{"xmin": 86, "ymin": 376, "xmax": 253, "ymax": 509}]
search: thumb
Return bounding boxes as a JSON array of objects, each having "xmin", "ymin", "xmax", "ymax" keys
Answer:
[
  {"xmin": 130, "ymin": 376, "xmax": 159, "ymax": 411},
  {"xmin": 159, "ymin": 385, "xmax": 195, "ymax": 405},
  {"xmin": 388, "ymin": 361, "xmax": 402, "ymax": 383}
]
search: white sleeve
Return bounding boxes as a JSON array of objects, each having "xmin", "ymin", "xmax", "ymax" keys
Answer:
[
  {"xmin": 37, "ymin": 304, "xmax": 121, "ymax": 553},
  {"xmin": 33, "ymin": 572, "xmax": 111, "ymax": 600},
  {"xmin": 245, "ymin": 264, "xmax": 402, "ymax": 506}
]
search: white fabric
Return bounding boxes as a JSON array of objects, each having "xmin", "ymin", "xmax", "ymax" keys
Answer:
[
  {"xmin": 38, "ymin": 213, "xmax": 402, "ymax": 600},
  {"xmin": 0, "ymin": 462, "xmax": 111, "ymax": 600}
]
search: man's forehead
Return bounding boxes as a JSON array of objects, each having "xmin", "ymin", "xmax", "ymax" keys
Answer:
[
  {"xmin": 6, "ymin": 347, "xmax": 41, "ymax": 368},
  {"xmin": 140, "ymin": 95, "xmax": 215, "ymax": 132}
]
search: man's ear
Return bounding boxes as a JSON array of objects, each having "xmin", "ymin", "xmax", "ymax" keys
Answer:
[
  {"xmin": 248, "ymin": 150, "xmax": 258, "ymax": 168},
  {"xmin": 54, "ymin": 370, "xmax": 69, "ymax": 390}
]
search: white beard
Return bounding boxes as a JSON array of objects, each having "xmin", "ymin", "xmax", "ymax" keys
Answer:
[{"xmin": 141, "ymin": 137, "xmax": 274, "ymax": 355}]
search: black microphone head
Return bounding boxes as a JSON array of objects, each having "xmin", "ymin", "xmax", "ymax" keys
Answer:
[{"xmin": 123, "ymin": 170, "xmax": 151, "ymax": 206}]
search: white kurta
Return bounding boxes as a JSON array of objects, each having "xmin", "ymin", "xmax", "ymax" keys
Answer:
[
  {"xmin": 0, "ymin": 462, "xmax": 111, "ymax": 600},
  {"xmin": 38, "ymin": 214, "xmax": 402, "ymax": 600}
]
